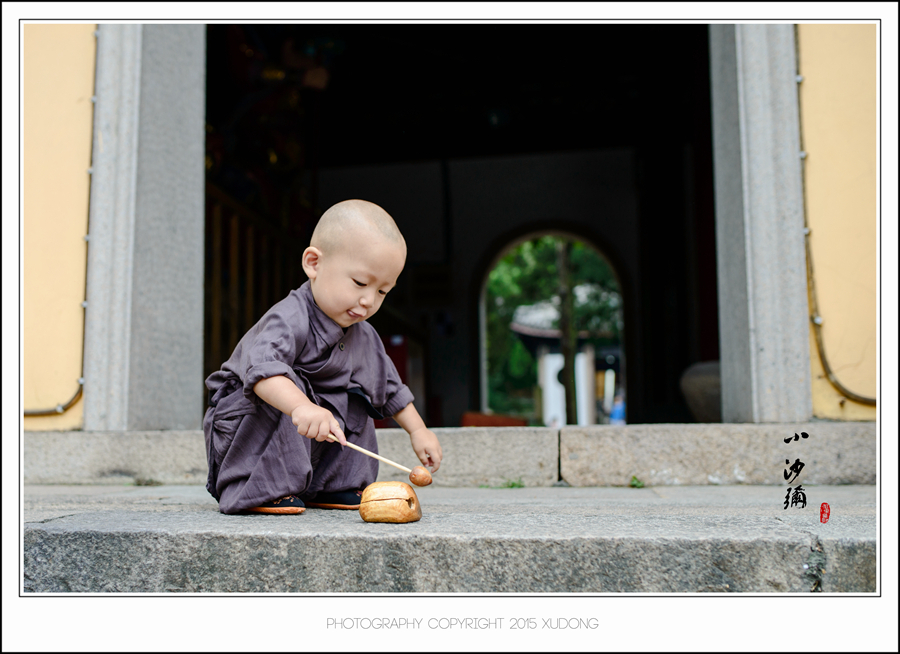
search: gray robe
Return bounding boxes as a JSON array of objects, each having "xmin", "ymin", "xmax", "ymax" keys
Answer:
[{"xmin": 203, "ymin": 281, "xmax": 414, "ymax": 514}]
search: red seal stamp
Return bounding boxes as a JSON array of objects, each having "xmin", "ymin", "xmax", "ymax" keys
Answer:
[{"xmin": 820, "ymin": 502, "xmax": 831, "ymax": 524}]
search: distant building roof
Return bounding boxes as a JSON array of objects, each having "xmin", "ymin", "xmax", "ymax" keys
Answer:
[
  {"xmin": 511, "ymin": 299, "xmax": 558, "ymax": 332},
  {"xmin": 509, "ymin": 284, "xmax": 616, "ymax": 339}
]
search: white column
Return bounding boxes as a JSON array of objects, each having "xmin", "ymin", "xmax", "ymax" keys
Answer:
[
  {"xmin": 82, "ymin": 24, "xmax": 142, "ymax": 430},
  {"xmin": 83, "ymin": 24, "xmax": 206, "ymax": 430},
  {"xmin": 709, "ymin": 24, "xmax": 813, "ymax": 423},
  {"xmin": 576, "ymin": 345, "xmax": 596, "ymax": 425}
]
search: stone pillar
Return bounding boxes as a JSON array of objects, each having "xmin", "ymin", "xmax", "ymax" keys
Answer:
[
  {"xmin": 708, "ymin": 24, "xmax": 812, "ymax": 423},
  {"xmin": 83, "ymin": 25, "xmax": 206, "ymax": 430}
]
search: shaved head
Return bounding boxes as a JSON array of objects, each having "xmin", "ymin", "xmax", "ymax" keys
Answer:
[
  {"xmin": 302, "ymin": 199, "xmax": 407, "ymax": 326},
  {"xmin": 311, "ymin": 199, "xmax": 406, "ymax": 255}
]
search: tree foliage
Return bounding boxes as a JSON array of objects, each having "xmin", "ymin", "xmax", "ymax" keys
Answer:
[{"xmin": 485, "ymin": 235, "xmax": 622, "ymax": 419}]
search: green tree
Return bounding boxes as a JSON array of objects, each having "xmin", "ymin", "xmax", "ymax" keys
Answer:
[{"xmin": 485, "ymin": 236, "xmax": 622, "ymax": 421}]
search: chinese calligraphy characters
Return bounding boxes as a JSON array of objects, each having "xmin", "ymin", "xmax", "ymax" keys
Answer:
[
  {"xmin": 784, "ymin": 431, "xmax": 809, "ymax": 444},
  {"xmin": 784, "ymin": 485, "xmax": 808, "ymax": 509},
  {"xmin": 784, "ymin": 458, "xmax": 805, "ymax": 483},
  {"xmin": 783, "ymin": 432, "xmax": 810, "ymax": 510}
]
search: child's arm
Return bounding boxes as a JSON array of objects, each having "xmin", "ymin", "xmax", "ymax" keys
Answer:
[
  {"xmin": 392, "ymin": 402, "xmax": 442, "ymax": 472},
  {"xmin": 253, "ymin": 375, "xmax": 347, "ymax": 446}
]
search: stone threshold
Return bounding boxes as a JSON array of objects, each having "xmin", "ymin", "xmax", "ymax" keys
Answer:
[
  {"xmin": 24, "ymin": 422, "xmax": 876, "ymax": 487},
  {"xmin": 23, "ymin": 485, "xmax": 876, "ymax": 593}
]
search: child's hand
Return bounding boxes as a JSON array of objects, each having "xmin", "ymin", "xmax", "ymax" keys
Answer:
[
  {"xmin": 254, "ymin": 375, "xmax": 346, "ymax": 445},
  {"xmin": 291, "ymin": 403, "xmax": 347, "ymax": 446},
  {"xmin": 409, "ymin": 427, "xmax": 442, "ymax": 473}
]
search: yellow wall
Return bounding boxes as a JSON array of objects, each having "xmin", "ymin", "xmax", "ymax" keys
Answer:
[
  {"xmin": 23, "ymin": 24, "xmax": 97, "ymax": 430},
  {"xmin": 797, "ymin": 24, "xmax": 877, "ymax": 420}
]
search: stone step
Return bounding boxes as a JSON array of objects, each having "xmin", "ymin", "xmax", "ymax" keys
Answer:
[
  {"xmin": 24, "ymin": 484, "xmax": 876, "ymax": 593},
  {"xmin": 25, "ymin": 422, "xmax": 876, "ymax": 487}
]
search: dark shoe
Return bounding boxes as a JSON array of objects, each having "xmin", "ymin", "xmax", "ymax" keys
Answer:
[
  {"xmin": 244, "ymin": 495, "xmax": 305, "ymax": 514},
  {"xmin": 305, "ymin": 490, "xmax": 363, "ymax": 510}
]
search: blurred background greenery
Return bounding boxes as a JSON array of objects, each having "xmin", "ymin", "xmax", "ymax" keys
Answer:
[{"xmin": 485, "ymin": 235, "xmax": 623, "ymax": 423}]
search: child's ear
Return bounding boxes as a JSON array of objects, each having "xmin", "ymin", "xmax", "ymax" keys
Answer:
[{"xmin": 301, "ymin": 247, "xmax": 322, "ymax": 279}]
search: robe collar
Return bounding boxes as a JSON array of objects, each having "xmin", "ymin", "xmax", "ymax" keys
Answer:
[{"xmin": 299, "ymin": 280, "xmax": 352, "ymax": 349}]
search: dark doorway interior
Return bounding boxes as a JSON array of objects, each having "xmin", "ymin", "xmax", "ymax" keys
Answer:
[{"xmin": 204, "ymin": 23, "xmax": 718, "ymax": 424}]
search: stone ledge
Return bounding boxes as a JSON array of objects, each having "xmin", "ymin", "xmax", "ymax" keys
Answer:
[
  {"xmin": 561, "ymin": 423, "xmax": 876, "ymax": 486},
  {"xmin": 24, "ymin": 422, "xmax": 876, "ymax": 487},
  {"xmin": 24, "ymin": 430, "xmax": 207, "ymax": 485},
  {"xmin": 375, "ymin": 427, "xmax": 558, "ymax": 487},
  {"xmin": 22, "ymin": 485, "xmax": 876, "ymax": 593},
  {"xmin": 23, "ymin": 428, "xmax": 561, "ymax": 487}
]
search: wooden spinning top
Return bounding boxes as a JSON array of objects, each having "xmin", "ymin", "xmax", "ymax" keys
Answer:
[{"xmin": 359, "ymin": 481, "xmax": 422, "ymax": 523}]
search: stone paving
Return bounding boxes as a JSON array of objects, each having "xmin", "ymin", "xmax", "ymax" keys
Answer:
[{"xmin": 23, "ymin": 484, "xmax": 876, "ymax": 593}]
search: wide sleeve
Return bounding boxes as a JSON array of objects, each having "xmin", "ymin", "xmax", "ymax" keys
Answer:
[
  {"xmin": 381, "ymin": 356, "xmax": 415, "ymax": 417},
  {"xmin": 234, "ymin": 294, "xmax": 310, "ymax": 403},
  {"xmin": 351, "ymin": 324, "xmax": 415, "ymax": 417}
]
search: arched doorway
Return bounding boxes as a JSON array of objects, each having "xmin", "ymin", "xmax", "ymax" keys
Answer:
[{"xmin": 478, "ymin": 232, "xmax": 625, "ymax": 426}]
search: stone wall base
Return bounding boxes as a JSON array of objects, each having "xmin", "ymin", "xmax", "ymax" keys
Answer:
[{"xmin": 24, "ymin": 422, "xmax": 876, "ymax": 486}]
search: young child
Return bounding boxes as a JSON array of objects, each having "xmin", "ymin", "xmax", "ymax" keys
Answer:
[{"xmin": 203, "ymin": 199, "xmax": 442, "ymax": 514}]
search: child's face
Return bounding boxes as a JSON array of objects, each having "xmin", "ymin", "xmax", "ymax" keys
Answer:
[{"xmin": 304, "ymin": 234, "xmax": 406, "ymax": 328}]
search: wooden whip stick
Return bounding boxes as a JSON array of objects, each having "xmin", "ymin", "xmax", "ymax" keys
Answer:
[{"xmin": 326, "ymin": 434, "xmax": 432, "ymax": 486}]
